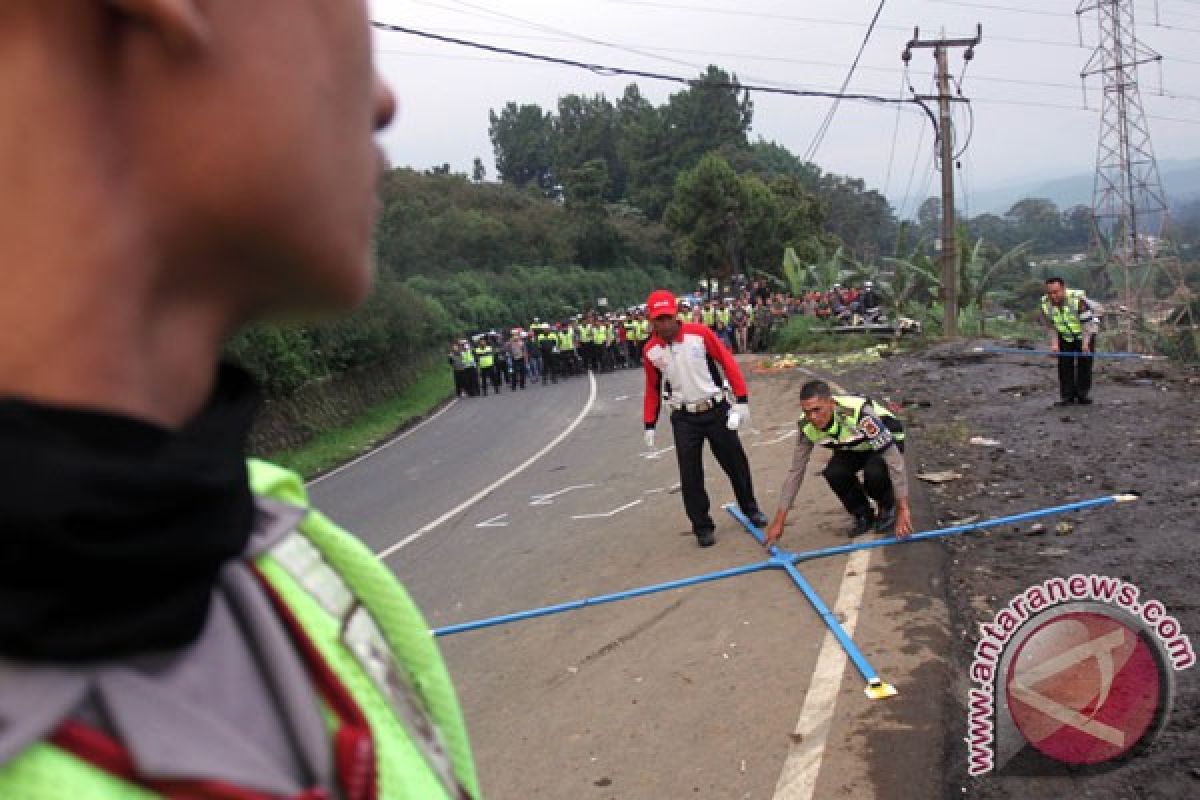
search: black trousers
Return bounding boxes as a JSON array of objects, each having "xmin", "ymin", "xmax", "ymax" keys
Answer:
[
  {"xmin": 540, "ymin": 347, "xmax": 557, "ymax": 383},
  {"xmin": 822, "ymin": 445, "xmax": 903, "ymax": 516},
  {"xmin": 1057, "ymin": 334, "xmax": 1094, "ymax": 401},
  {"xmin": 670, "ymin": 403, "xmax": 761, "ymax": 534},
  {"xmin": 510, "ymin": 357, "xmax": 526, "ymax": 389}
]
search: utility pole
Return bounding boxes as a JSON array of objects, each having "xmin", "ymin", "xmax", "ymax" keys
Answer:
[{"xmin": 903, "ymin": 25, "xmax": 981, "ymax": 338}]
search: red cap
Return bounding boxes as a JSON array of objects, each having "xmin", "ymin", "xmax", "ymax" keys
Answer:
[{"xmin": 646, "ymin": 289, "xmax": 677, "ymax": 319}]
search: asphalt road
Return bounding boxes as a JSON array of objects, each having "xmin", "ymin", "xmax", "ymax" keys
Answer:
[{"xmin": 309, "ymin": 363, "xmax": 950, "ymax": 799}]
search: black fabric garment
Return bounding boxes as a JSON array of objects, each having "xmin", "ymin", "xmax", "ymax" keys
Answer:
[
  {"xmin": 821, "ymin": 443, "xmax": 905, "ymax": 516},
  {"xmin": 0, "ymin": 365, "xmax": 258, "ymax": 662},
  {"xmin": 669, "ymin": 402, "xmax": 760, "ymax": 536},
  {"xmin": 1057, "ymin": 334, "xmax": 1094, "ymax": 402}
]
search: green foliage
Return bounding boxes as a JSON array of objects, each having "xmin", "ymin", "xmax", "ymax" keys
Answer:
[
  {"xmin": 374, "ymin": 168, "xmax": 671, "ymax": 277},
  {"xmin": 488, "ymin": 102, "xmax": 555, "ymax": 189},
  {"xmin": 405, "ymin": 264, "xmax": 686, "ymax": 333},
  {"xmin": 225, "ymin": 276, "xmax": 456, "ymax": 398},
  {"xmin": 268, "ymin": 367, "xmax": 455, "ymax": 479},
  {"xmin": 771, "ymin": 315, "xmax": 882, "ymax": 355}
]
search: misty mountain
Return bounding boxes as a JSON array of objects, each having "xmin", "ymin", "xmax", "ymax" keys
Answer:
[{"xmin": 959, "ymin": 158, "xmax": 1200, "ymax": 216}]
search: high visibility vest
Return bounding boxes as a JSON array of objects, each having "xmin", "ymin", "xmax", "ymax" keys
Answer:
[
  {"xmin": 718, "ymin": 309, "xmax": 731, "ymax": 327},
  {"xmin": 0, "ymin": 460, "xmax": 479, "ymax": 800},
  {"xmin": 1041, "ymin": 289, "xmax": 1089, "ymax": 341},
  {"xmin": 473, "ymin": 346, "xmax": 493, "ymax": 369},
  {"xmin": 557, "ymin": 331, "xmax": 573, "ymax": 351},
  {"xmin": 637, "ymin": 320, "xmax": 650, "ymax": 341},
  {"xmin": 801, "ymin": 395, "xmax": 905, "ymax": 452},
  {"xmin": 460, "ymin": 349, "xmax": 475, "ymax": 368},
  {"xmin": 702, "ymin": 308, "xmax": 715, "ymax": 326}
]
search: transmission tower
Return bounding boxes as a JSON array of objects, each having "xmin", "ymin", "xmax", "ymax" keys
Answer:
[{"xmin": 1076, "ymin": 0, "xmax": 1180, "ymax": 343}]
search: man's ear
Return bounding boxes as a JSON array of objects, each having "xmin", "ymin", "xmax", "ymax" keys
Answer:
[{"xmin": 106, "ymin": 0, "xmax": 210, "ymax": 56}]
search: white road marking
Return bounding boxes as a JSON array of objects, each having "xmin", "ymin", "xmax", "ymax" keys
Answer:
[
  {"xmin": 613, "ymin": 394, "xmax": 630, "ymax": 401},
  {"xmin": 375, "ymin": 372, "xmax": 598, "ymax": 561},
  {"xmin": 530, "ymin": 484, "xmax": 596, "ymax": 506},
  {"xmin": 640, "ymin": 445, "xmax": 675, "ymax": 460},
  {"xmin": 753, "ymin": 429, "xmax": 798, "ymax": 447},
  {"xmin": 571, "ymin": 499, "xmax": 643, "ymax": 520},
  {"xmin": 774, "ymin": 368, "xmax": 872, "ymax": 800},
  {"xmin": 475, "ymin": 513, "xmax": 510, "ymax": 528},
  {"xmin": 773, "ymin": 547, "xmax": 872, "ymax": 800},
  {"xmin": 306, "ymin": 398, "xmax": 459, "ymax": 486}
]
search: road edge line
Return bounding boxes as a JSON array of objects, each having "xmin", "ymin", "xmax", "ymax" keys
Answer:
[{"xmin": 375, "ymin": 371, "xmax": 598, "ymax": 561}]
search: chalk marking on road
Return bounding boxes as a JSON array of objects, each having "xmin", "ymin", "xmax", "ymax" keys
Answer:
[
  {"xmin": 530, "ymin": 484, "xmax": 596, "ymax": 506},
  {"xmin": 307, "ymin": 399, "xmax": 459, "ymax": 487},
  {"xmin": 773, "ymin": 547, "xmax": 871, "ymax": 800},
  {"xmin": 753, "ymin": 429, "xmax": 798, "ymax": 447},
  {"xmin": 475, "ymin": 513, "xmax": 510, "ymax": 528},
  {"xmin": 571, "ymin": 499, "xmax": 643, "ymax": 520},
  {"xmin": 773, "ymin": 367, "xmax": 870, "ymax": 800},
  {"xmin": 376, "ymin": 372, "xmax": 598, "ymax": 561},
  {"xmin": 640, "ymin": 445, "xmax": 675, "ymax": 460}
]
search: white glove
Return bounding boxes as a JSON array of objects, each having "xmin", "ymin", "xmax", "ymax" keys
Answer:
[
  {"xmin": 726, "ymin": 403, "xmax": 750, "ymax": 431},
  {"xmin": 643, "ymin": 429, "xmax": 656, "ymax": 449}
]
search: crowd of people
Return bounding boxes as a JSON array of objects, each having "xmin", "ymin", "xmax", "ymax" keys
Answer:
[{"xmin": 447, "ymin": 281, "xmax": 889, "ymax": 397}]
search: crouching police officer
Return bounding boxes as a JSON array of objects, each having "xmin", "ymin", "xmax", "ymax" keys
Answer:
[
  {"xmin": 0, "ymin": 2, "xmax": 478, "ymax": 798},
  {"xmin": 765, "ymin": 380, "xmax": 913, "ymax": 545}
]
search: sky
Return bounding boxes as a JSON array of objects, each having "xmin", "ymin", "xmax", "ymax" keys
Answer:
[{"xmin": 367, "ymin": 0, "xmax": 1200, "ymax": 219}]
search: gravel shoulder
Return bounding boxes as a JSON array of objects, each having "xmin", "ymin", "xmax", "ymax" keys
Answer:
[{"xmin": 830, "ymin": 339, "xmax": 1200, "ymax": 799}]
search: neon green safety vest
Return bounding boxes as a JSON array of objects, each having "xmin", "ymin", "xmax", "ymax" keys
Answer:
[
  {"xmin": 636, "ymin": 320, "xmax": 650, "ymax": 341},
  {"xmin": 557, "ymin": 331, "xmax": 573, "ymax": 350},
  {"xmin": 1041, "ymin": 289, "xmax": 1087, "ymax": 341},
  {"xmin": 473, "ymin": 346, "xmax": 493, "ymax": 369},
  {"xmin": 702, "ymin": 308, "xmax": 715, "ymax": 326},
  {"xmin": 801, "ymin": 395, "xmax": 905, "ymax": 452},
  {"xmin": 0, "ymin": 460, "xmax": 480, "ymax": 800},
  {"xmin": 718, "ymin": 309, "xmax": 731, "ymax": 327},
  {"xmin": 461, "ymin": 349, "xmax": 475, "ymax": 368}
]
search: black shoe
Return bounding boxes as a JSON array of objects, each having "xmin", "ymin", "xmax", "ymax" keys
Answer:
[
  {"xmin": 695, "ymin": 529, "xmax": 715, "ymax": 547},
  {"xmin": 1076, "ymin": 396, "xmax": 1093, "ymax": 405},
  {"xmin": 874, "ymin": 506, "xmax": 897, "ymax": 534},
  {"xmin": 849, "ymin": 511, "xmax": 875, "ymax": 538},
  {"xmin": 1053, "ymin": 398, "xmax": 1075, "ymax": 407},
  {"xmin": 748, "ymin": 510, "xmax": 769, "ymax": 528}
]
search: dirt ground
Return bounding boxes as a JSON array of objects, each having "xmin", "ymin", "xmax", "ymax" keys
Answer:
[{"xmin": 828, "ymin": 339, "xmax": 1200, "ymax": 799}]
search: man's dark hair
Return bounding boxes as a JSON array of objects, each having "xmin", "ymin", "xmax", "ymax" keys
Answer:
[
  {"xmin": 1045, "ymin": 276, "xmax": 1065, "ymax": 287},
  {"xmin": 799, "ymin": 380, "xmax": 832, "ymax": 401}
]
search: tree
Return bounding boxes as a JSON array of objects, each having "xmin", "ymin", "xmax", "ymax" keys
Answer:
[
  {"xmin": 562, "ymin": 159, "xmax": 621, "ymax": 267},
  {"xmin": 1005, "ymin": 197, "xmax": 1063, "ymax": 250},
  {"xmin": 665, "ymin": 153, "xmax": 747, "ymax": 288},
  {"xmin": 472, "ymin": 157, "xmax": 486, "ymax": 183},
  {"xmin": 488, "ymin": 102, "xmax": 555, "ymax": 189},
  {"xmin": 553, "ymin": 93, "xmax": 624, "ymax": 200}
]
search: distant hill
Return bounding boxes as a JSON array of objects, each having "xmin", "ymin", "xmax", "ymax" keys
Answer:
[{"xmin": 961, "ymin": 158, "xmax": 1200, "ymax": 216}]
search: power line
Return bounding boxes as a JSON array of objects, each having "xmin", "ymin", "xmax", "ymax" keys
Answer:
[
  {"xmin": 369, "ymin": 21, "xmax": 933, "ymax": 118},
  {"xmin": 928, "ymin": 0, "xmax": 1070, "ymax": 17},
  {"xmin": 881, "ymin": 68, "xmax": 908, "ymax": 201},
  {"xmin": 803, "ymin": 0, "xmax": 889, "ymax": 163}
]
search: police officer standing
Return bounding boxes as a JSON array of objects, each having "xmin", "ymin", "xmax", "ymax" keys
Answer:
[
  {"xmin": 641, "ymin": 290, "xmax": 768, "ymax": 547},
  {"xmin": 765, "ymin": 380, "xmax": 913, "ymax": 544},
  {"xmin": 0, "ymin": 3, "xmax": 479, "ymax": 798},
  {"xmin": 1041, "ymin": 276, "xmax": 1100, "ymax": 406}
]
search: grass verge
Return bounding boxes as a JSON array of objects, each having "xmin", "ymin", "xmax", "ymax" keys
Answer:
[{"xmin": 266, "ymin": 367, "xmax": 454, "ymax": 480}]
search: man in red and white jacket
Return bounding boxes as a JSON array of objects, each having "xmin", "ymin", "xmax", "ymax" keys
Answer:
[{"xmin": 642, "ymin": 289, "xmax": 768, "ymax": 547}]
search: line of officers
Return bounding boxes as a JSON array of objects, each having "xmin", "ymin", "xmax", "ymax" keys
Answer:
[{"xmin": 447, "ymin": 310, "xmax": 654, "ymax": 397}]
